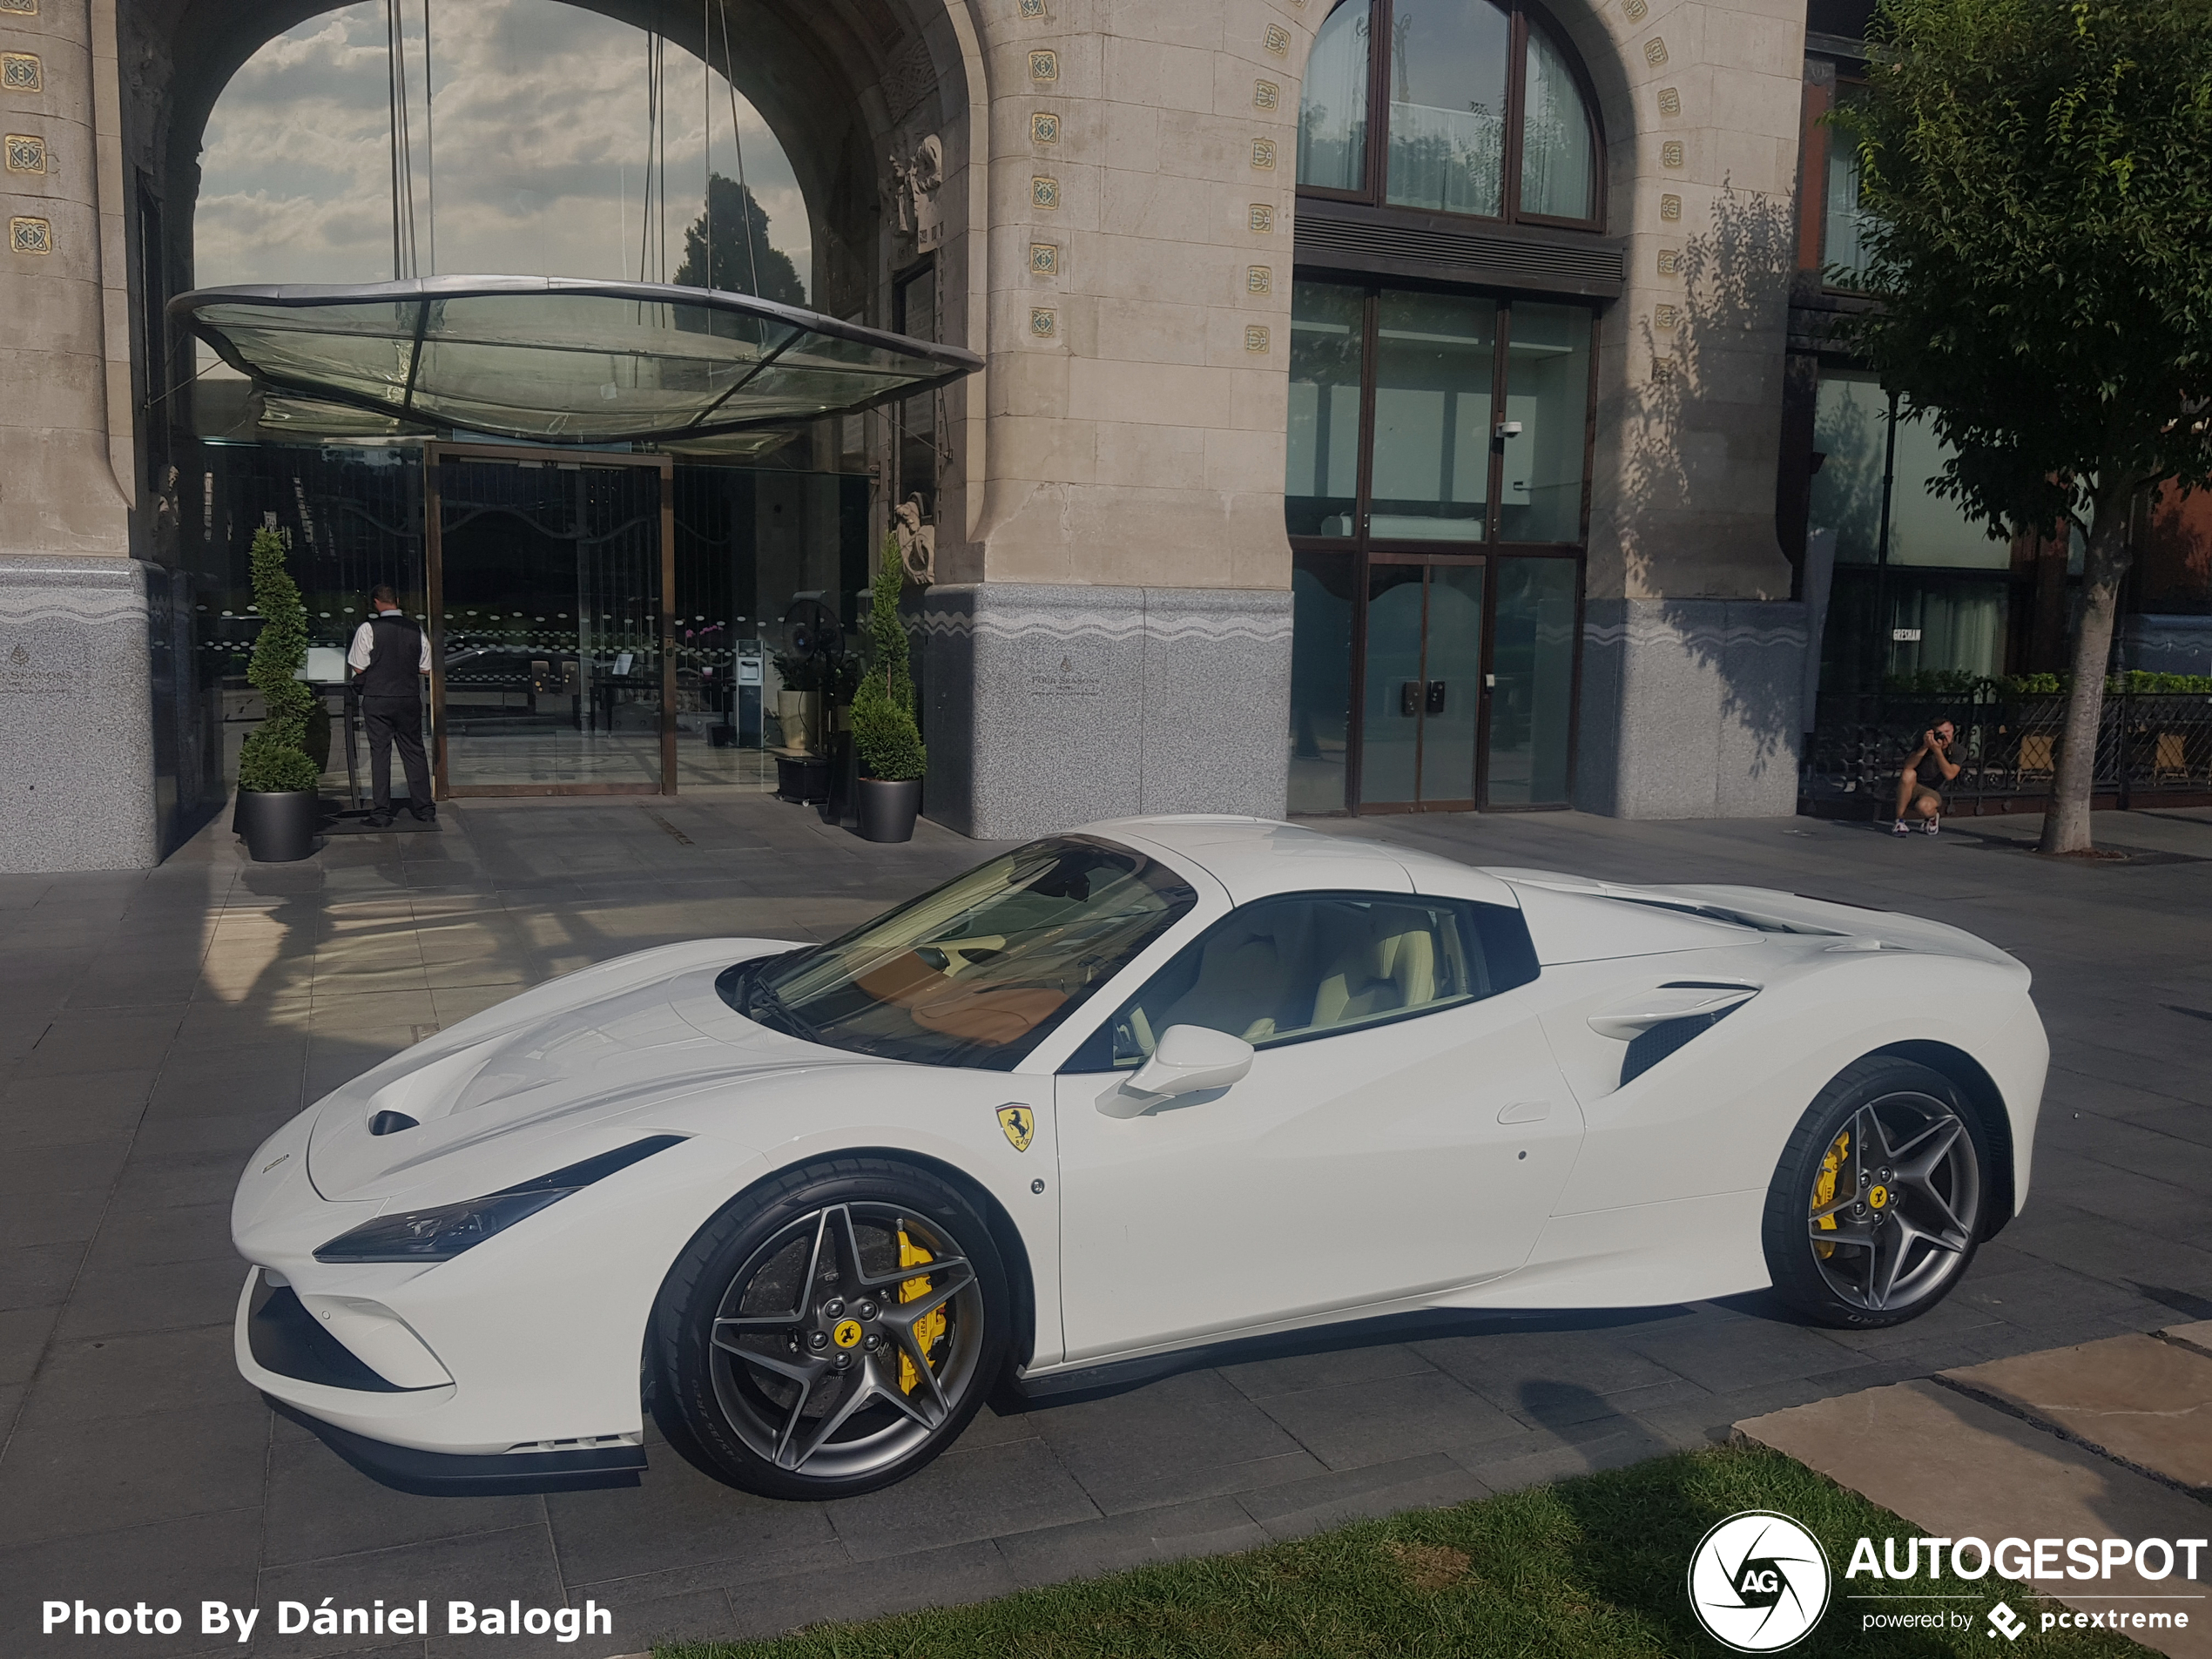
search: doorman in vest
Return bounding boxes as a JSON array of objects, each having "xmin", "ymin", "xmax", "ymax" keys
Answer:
[{"xmin": 347, "ymin": 585, "xmax": 435, "ymax": 827}]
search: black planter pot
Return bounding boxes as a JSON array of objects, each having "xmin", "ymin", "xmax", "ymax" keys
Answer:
[
  {"xmin": 236, "ymin": 789, "xmax": 320, "ymax": 862},
  {"xmin": 855, "ymin": 777, "xmax": 922, "ymax": 843}
]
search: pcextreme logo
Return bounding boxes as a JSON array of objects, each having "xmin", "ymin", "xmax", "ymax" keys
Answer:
[{"xmin": 1687, "ymin": 1511, "xmax": 1833, "ymax": 1652}]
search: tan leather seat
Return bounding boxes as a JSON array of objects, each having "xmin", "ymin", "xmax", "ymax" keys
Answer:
[
  {"xmin": 1312, "ymin": 907, "xmax": 1440, "ymax": 1029},
  {"xmin": 1159, "ymin": 914, "xmax": 1305, "ymax": 1044}
]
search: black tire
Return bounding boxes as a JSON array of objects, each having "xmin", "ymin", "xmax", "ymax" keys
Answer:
[
  {"xmin": 1762, "ymin": 1055, "xmax": 1989, "ymax": 1329},
  {"xmin": 648, "ymin": 1157, "xmax": 1010, "ymax": 1500}
]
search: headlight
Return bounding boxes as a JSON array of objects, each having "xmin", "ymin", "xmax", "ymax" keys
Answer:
[{"xmin": 314, "ymin": 1135, "xmax": 685, "ymax": 1264}]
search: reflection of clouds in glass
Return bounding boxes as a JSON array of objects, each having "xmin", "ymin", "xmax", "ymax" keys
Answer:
[{"xmin": 196, "ymin": 0, "xmax": 808, "ymax": 297}]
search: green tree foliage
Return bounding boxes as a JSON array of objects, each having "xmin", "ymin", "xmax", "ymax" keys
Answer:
[
  {"xmin": 1835, "ymin": 0, "xmax": 2212, "ymax": 852},
  {"xmin": 851, "ymin": 539, "xmax": 927, "ymax": 782},
  {"xmin": 673, "ymin": 174, "xmax": 807, "ymax": 307},
  {"xmin": 237, "ymin": 525, "xmax": 322, "ymax": 794}
]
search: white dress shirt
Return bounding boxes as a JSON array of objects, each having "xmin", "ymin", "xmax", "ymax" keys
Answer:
[{"xmin": 347, "ymin": 611, "xmax": 431, "ymax": 674}]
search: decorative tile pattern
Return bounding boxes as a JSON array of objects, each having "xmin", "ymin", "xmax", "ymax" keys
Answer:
[
  {"xmin": 1253, "ymin": 79, "xmax": 1279, "ymax": 111},
  {"xmin": 10, "ymin": 215, "xmax": 52, "ymax": 254},
  {"xmin": 1622, "ymin": 0, "xmax": 1647, "ymax": 18},
  {"xmin": 1660, "ymin": 192, "xmax": 1681, "ymax": 220},
  {"xmin": 1019, "ymin": 0, "xmax": 1047, "ymax": 15},
  {"xmin": 1262, "ymin": 23, "xmax": 1290, "ymax": 55},
  {"xmin": 1251, "ymin": 138, "xmax": 1277, "ymax": 170},
  {"xmin": 1249, "ymin": 202, "xmax": 1275, "ymax": 233},
  {"xmin": 1244, "ymin": 324, "xmax": 1271, "ymax": 352},
  {"xmin": 4, "ymin": 132, "xmax": 45, "ymax": 174},
  {"xmin": 1029, "ymin": 241, "xmax": 1059, "ymax": 275},
  {"xmin": 0, "ymin": 0, "xmax": 38, "ymax": 16},
  {"xmin": 1031, "ymin": 111, "xmax": 1060, "ymax": 144},
  {"xmin": 1031, "ymin": 175, "xmax": 1060, "ymax": 208},
  {"xmin": 1246, "ymin": 265, "xmax": 1271, "ymax": 294},
  {"xmin": 1029, "ymin": 307, "xmax": 1056, "ymax": 338},
  {"xmin": 1642, "ymin": 37, "xmax": 1668, "ymax": 66},
  {"xmin": 1656, "ymin": 86, "xmax": 1680, "ymax": 117},
  {"xmin": 1652, "ymin": 354, "xmax": 1675, "ymax": 381},
  {"xmin": 1655, "ymin": 302, "xmax": 1679, "ymax": 329},
  {"xmin": 1028, "ymin": 49, "xmax": 1058, "ymax": 81},
  {"xmin": 2, "ymin": 52, "xmax": 43, "ymax": 92},
  {"xmin": 1656, "ymin": 248, "xmax": 1680, "ymax": 276},
  {"xmin": 1661, "ymin": 138, "xmax": 1683, "ymax": 167}
]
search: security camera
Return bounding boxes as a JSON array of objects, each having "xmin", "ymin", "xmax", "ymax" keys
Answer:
[{"xmin": 1494, "ymin": 420, "xmax": 1523, "ymax": 438}]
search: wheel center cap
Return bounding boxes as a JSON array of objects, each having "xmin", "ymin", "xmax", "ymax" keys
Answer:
[
  {"xmin": 832, "ymin": 1318, "xmax": 863, "ymax": 1350},
  {"xmin": 1869, "ymin": 1184, "xmax": 1889, "ymax": 1209}
]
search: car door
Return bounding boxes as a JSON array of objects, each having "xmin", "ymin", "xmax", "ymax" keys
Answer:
[{"xmin": 1050, "ymin": 891, "xmax": 1581, "ymax": 1364}]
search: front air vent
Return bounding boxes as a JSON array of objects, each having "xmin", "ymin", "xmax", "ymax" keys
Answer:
[
  {"xmin": 1621, "ymin": 1006, "xmax": 1740, "ymax": 1087},
  {"xmin": 368, "ymin": 1111, "xmax": 420, "ymax": 1136}
]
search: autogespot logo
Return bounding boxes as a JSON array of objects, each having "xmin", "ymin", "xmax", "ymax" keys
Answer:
[{"xmin": 1688, "ymin": 1510, "xmax": 1833, "ymax": 1652}]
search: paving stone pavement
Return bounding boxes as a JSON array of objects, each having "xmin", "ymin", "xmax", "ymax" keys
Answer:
[{"xmin": 2, "ymin": 797, "xmax": 2209, "ymax": 1657}]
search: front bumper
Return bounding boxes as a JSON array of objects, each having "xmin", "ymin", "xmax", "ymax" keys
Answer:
[{"xmin": 236, "ymin": 1267, "xmax": 646, "ymax": 1495}]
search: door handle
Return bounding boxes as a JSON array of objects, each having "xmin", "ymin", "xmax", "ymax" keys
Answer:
[
  {"xmin": 1399, "ymin": 680, "xmax": 1420, "ymax": 717},
  {"xmin": 1497, "ymin": 1099, "xmax": 1549, "ymax": 1124},
  {"xmin": 1425, "ymin": 679, "xmax": 1447, "ymax": 715}
]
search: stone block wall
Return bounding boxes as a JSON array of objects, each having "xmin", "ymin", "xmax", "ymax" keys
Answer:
[{"xmin": 918, "ymin": 582, "xmax": 1291, "ymax": 839}]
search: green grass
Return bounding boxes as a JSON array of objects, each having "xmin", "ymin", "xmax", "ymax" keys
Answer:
[{"xmin": 657, "ymin": 1442, "xmax": 2142, "ymax": 1658}]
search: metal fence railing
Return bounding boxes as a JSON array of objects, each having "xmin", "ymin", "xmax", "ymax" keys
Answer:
[{"xmin": 1804, "ymin": 690, "xmax": 2212, "ymax": 814}]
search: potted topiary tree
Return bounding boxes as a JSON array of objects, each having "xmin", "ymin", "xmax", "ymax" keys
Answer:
[
  {"xmin": 234, "ymin": 525, "xmax": 323, "ymax": 862},
  {"xmin": 850, "ymin": 538, "xmax": 927, "ymax": 842}
]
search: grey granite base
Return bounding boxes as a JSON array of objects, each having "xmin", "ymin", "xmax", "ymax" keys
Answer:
[
  {"xmin": 0, "ymin": 559, "xmax": 161, "ymax": 872},
  {"xmin": 2122, "ymin": 614, "xmax": 2212, "ymax": 678},
  {"xmin": 917, "ymin": 583, "xmax": 1293, "ymax": 840},
  {"xmin": 1575, "ymin": 597, "xmax": 1807, "ymax": 819}
]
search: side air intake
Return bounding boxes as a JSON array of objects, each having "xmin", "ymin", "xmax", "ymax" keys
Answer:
[{"xmin": 1621, "ymin": 1005, "xmax": 1741, "ymax": 1086}]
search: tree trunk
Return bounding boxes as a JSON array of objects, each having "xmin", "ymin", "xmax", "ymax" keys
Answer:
[{"xmin": 2037, "ymin": 474, "xmax": 2140, "ymax": 855}]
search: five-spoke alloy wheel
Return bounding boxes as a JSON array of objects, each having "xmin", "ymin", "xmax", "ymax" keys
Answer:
[
  {"xmin": 1763, "ymin": 1056, "xmax": 1988, "ymax": 1328},
  {"xmin": 650, "ymin": 1158, "xmax": 1010, "ymax": 1498}
]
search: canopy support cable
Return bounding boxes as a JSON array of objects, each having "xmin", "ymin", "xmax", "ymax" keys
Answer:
[{"xmin": 716, "ymin": 0, "xmax": 762, "ymax": 296}]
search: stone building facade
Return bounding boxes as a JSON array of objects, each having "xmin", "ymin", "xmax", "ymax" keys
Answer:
[{"xmin": 1, "ymin": 0, "xmax": 1817, "ymax": 870}]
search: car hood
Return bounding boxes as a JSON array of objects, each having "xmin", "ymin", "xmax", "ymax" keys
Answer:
[{"xmin": 304, "ymin": 939, "xmax": 859, "ymax": 1204}]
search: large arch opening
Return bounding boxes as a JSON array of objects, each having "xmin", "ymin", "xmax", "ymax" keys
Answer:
[
  {"xmin": 132, "ymin": 0, "xmax": 976, "ymax": 801},
  {"xmin": 1285, "ymin": 0, "xmax": 1608, "ymax": 817}
]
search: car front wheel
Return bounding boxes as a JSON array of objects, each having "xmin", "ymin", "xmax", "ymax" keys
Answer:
[
  {"xmin": 649, "ymin": 1157, "xmax": 1009, "ymax": 1499},
  {"xmin": 1762, "ymin": 1055, "xmax": 1988, "ymax": 1329}
]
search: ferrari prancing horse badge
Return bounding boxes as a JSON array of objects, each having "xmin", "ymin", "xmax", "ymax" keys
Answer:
[{"xmin": 997, "ymin": 1104, "xmax": 1035, "ymax": 1153}]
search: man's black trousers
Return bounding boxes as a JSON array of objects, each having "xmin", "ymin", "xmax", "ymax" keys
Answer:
[{"xmin": 361, "ymin": 692, "xmax": 433, "ymax": 815}]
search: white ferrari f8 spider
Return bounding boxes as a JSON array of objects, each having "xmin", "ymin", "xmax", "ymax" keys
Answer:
[{"xmin": 232, "ymin": 817, "xmax": 2045, "ymax": 1498}]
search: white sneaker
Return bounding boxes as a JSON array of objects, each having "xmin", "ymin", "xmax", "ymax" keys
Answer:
[
  {"xmin": 1923, "ymin": 815, "xmax": 1940, "ymax": 835},
  {"xmin": 1892, "ymin": 819, "xmax": 1912, "ymax": 836}
]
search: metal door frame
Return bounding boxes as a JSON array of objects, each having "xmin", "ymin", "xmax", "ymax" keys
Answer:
[
  {"xmin": 1356, "ymin": 551, "xmax": 1489, "ymax": 814},
  {"xmin": 425, "ymin": 442, "xmax": 678, "ymax": 799}
]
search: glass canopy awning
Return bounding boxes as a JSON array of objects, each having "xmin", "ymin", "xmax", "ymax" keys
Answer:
[{"xmin": 168, "ymin": 276, "xmax": 983, "ymax": 447}]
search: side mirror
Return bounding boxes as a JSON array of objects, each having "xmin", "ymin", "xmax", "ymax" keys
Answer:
[{"xmin": 1126, "ymin": 1025, "xmax": 1254, "ymax": 1100}]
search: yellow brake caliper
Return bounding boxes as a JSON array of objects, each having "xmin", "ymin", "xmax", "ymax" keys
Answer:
[
  {"xmin": 1812, "ymin": 1130, "xmax": 1849, "ymax": 1258},
  {"xmin": 896, "ymin": 1226, "xmax": 948, "ymax": 1394}
]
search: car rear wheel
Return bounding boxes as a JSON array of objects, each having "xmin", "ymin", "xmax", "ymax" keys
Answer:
[
  {"xmin": 649, "ymin": 1157, "xmax": 1009, "ymax": 1499},
  {"xmin": 1762, "ymin": 1056, "xmax": 1987, "ymax": 1329}
]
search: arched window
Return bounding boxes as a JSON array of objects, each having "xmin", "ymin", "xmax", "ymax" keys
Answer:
[{"xmin": 1297, "ymin": 0, "xmax": 1601, "ymax": 227}]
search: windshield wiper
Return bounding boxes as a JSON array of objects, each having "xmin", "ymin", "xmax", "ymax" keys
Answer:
[{"xmin": 718, "ymin": 951, "xmax": 822, "ymax": 1042}]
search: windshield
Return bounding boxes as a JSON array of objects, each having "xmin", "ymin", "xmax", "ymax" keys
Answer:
[{"xmin": 718, "ymin": 837, "xmax": 1198, "ymax": 1069}]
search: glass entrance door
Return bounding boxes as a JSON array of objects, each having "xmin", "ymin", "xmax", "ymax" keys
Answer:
[
  {"xmin": 428, "ymin": 448, "xmax": 675, "ymax": 795},
  {"xmin": 1359, "ymin": 559, "xmax": 1486, "ymax": 808}
]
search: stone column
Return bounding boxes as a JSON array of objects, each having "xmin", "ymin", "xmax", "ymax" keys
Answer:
[
  {"xmin": 1564, "ymin": 0, "xmax": 1811, "ymax": 818},
  {"xmin": 918, "ymin": 0, "xmax": 1301, "ymax": 840},
  {"xmin": 0, "ymin": 0, "xmax": 160, "ymax": 870}
]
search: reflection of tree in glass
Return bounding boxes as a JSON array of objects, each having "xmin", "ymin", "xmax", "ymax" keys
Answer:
[
  {"xmin": 673, "ymin": 173, "xmax": 806, "ymax": 306},
  {"xmin": 1810, "ymin": 384, "xmax": 1889, "ymax": 566}
]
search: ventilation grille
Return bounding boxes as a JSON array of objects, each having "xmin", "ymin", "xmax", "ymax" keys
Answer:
[
  {"xmin": 1294, "ymin": 212, "xmax": 1625, "ymax": 297},
  {"xmin": 1620, "ymin": 1006, "xmax": 1738, "ymax": 1087}
]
